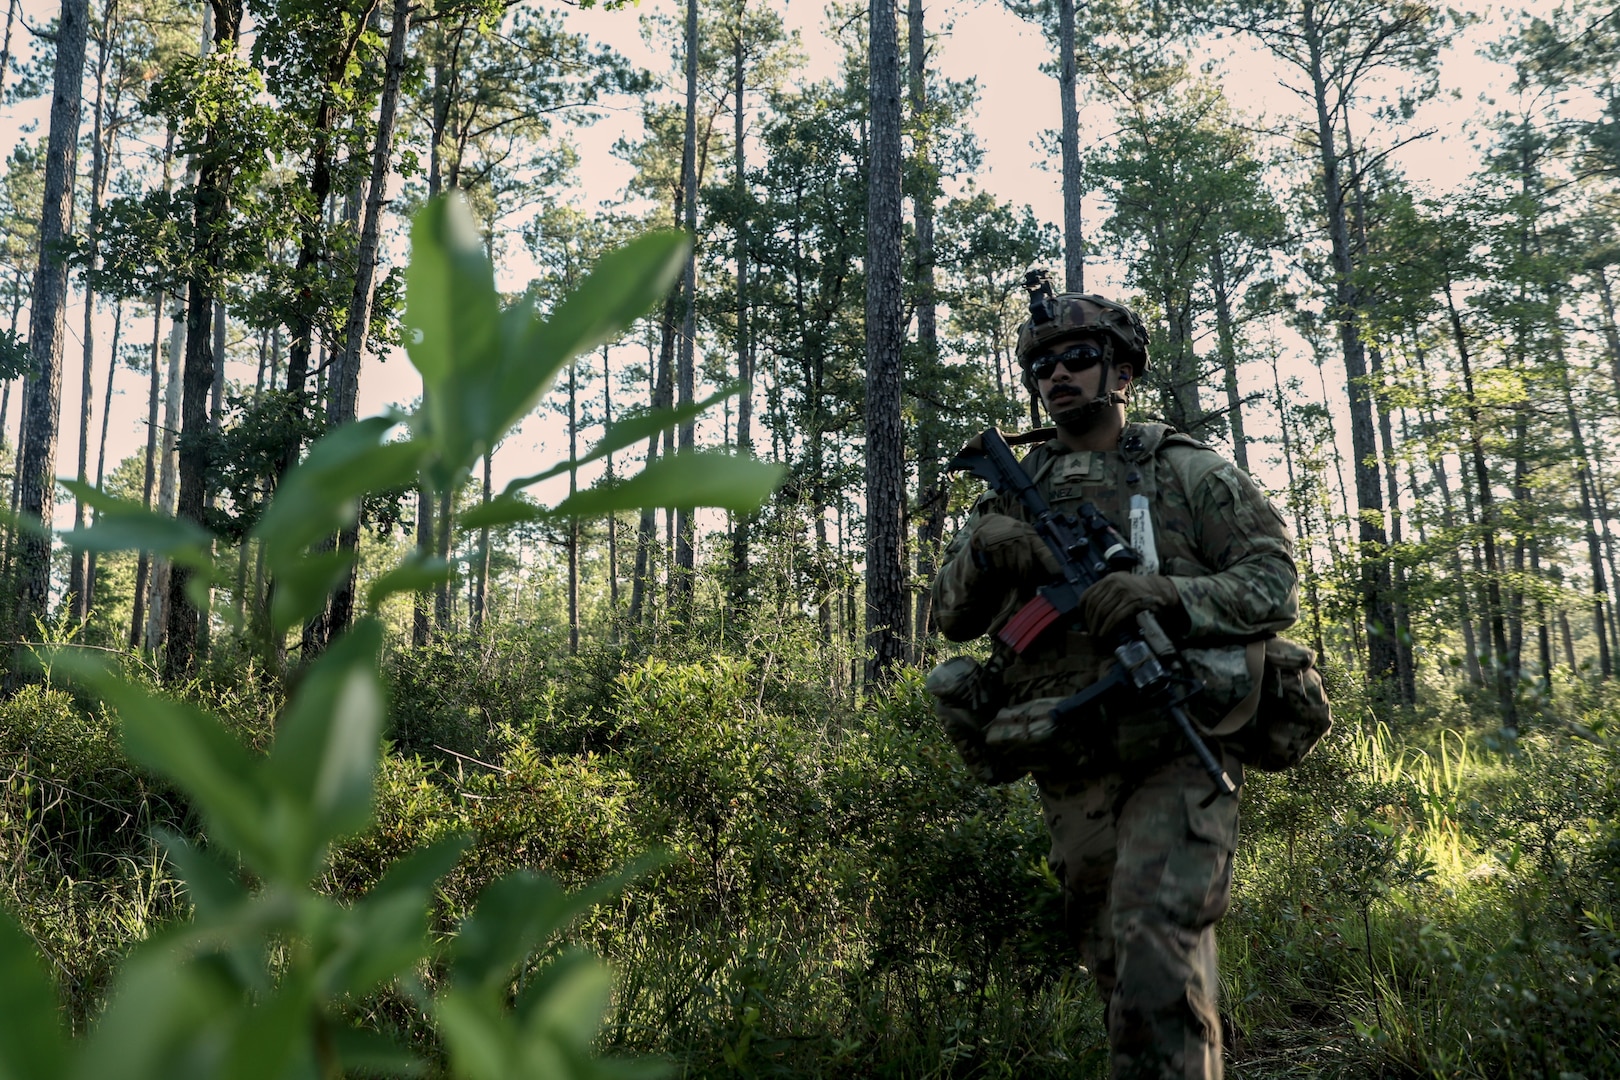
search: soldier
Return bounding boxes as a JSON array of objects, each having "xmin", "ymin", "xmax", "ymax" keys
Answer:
[{"xmin": 927, "ymin": 278, "xmax": 1299, "ymax": 1079}]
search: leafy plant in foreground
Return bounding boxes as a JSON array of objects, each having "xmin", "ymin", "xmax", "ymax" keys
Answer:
[{"xmin": 0, "ymin": 195, "xmax": 783, "ymax": 1079}]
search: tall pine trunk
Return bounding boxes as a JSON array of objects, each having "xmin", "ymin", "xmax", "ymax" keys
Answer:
[
  {"xmin": 672, "ymin": 0, "xmax": 700, "ymax": 599},
  {"xmin": 1303, "ymin": 2, "xmax": 1397, "ymax": 694},
  {"xmin": 1056, "ymin": 0, "xmax": 1082, "ymax": 291},
  {"xmin": 908, "ymin": 0, "xmax": 943, "ymax": 658},
  {"xmin": 863, "ymin": 0, "xmax": 906, "ymax": 686},
  {"xmin": 14, "ymin": 0, "xmax": 90, "ymax": 642}
]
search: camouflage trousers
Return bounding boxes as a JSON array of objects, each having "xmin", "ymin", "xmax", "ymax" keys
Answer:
[{"xmin": 1038, "ymin": 747, "xmax": 1242, "ymax": 1080}]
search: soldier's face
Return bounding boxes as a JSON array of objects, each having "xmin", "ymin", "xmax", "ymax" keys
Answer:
[{"xmin": 1033, "ymin": 337, "xmax": 1108, "ymax": 413}]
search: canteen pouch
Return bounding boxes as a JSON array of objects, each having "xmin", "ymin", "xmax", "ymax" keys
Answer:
[{"xmin": 1230, "ymin": 635, "xmax": 1332, "ymax": 771}]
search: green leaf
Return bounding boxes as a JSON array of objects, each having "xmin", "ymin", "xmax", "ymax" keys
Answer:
[
  {"xmin": 551, "ymin": 453, "xmax": 784, "ymax": 519},
  {"xmin": 457, "ymin": 495, "xmax": 543, "ymax": 530},
  {"xmin": 366, "ymin": 552, "xmax": 455, "ymax": 609},
  {"xmin": 253, "ymin": 418, "xmax": 424, "ymax": 565},
  {"xmin": 485, "ymin": 230, "xmax": 690, "ymax": 456},
  {"xmin": 326, "ymin": 834, "xmax": 471, "ymax": 998},
  {"xmin": 514, "ymin": 948, "xmax": 611, "ymax": 1040},
  {"xmin": 405, "ymin": 195, "xmax": 501, "ymax": 392},
  {"xmin": 57, "ymin": 655, "xmax": 275, "ymax": 875},
  {"xmin": 58, "ymin": 480, "xmax": 215, "ymax": 563},
  {"xmin": 160, "ymin": 831, "xmax": 249, "ymax": 920},
  {"xmin": 221, "ymin": 972, "xmax": 317, "ymax": 1080},
  {"xmin": 264, "ymin": 620, "xmax": 385, "ymax": 878},
  {"xmin": 69, "ymin": 933, "xmax": 236, "ymax": 1080},
  {"xmin": 498, "ymin": 387, "xmax": 738, "ymax": 498},
  {"xmin": 450, "ymin": 872, "xmax": 572, "ymax": 993},
  {"xmin": 267, "ymin": 549, "xmax": 357, "ymax": 636},
  {"xmin": 435, "ymin": 990, "xmax": 513, "ymax": 1080},
  {"xmin": 330, "ymin": 1028, "xmax": 426, "ymax": 1077},
  {"xmin": 0, "ymin": 912, "xmax": 67, "ymax": 1080}
]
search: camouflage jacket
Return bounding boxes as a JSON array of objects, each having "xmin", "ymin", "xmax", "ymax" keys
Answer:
[{"xmin": 930, "ymin": 422, "xmax": 1299, "ymax": 708}]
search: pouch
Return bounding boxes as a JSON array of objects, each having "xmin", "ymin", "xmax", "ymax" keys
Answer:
[{"xmin": 1228, "ymin": 636, "xmax": 1332, "ymax": 771}]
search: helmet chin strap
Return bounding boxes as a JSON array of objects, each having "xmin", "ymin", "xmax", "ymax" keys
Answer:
[{"xmin": 1051, "ymin": 340, "xmax": 1121, "ymax": 434}]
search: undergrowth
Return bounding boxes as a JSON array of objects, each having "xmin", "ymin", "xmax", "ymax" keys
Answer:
[{"xmin": 6, "ymin": 625, "xmax": 1619, "ymax": 1077}]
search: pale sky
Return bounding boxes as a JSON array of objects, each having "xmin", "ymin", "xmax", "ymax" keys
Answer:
[{"xmin": 3, "ymin": 0, "xmax": 1523, "ymax": 522}]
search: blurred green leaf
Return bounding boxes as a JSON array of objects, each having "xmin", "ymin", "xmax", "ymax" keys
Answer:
[
  {"xmin": 253, "ymin": 418, "xmax": 425, "ymax": 564},
  {"xmin": 69, "ymin": 935, "xmax": 235, "ymax": 1080},
  {"xmin": 499, "ymin": 387, "xmax": 737, "ymax": 497},
  {"xmin": 365, "ymin": 552, "xmax": 455, "ymax": 609},
  {"xmin": 457, "ymin": 495, "xmax": 542, "ymax": 530},
  {"xmin": 553, "ymin": 453, "xmax": 785, "ymax": 519},
  {"xmin": 58, "ymin": 480, "xmax": 214, "ymax": 564},
  {"xmin": 405, "ymin": 195, "xmax": 499, "ymax": 392},
  {"xmin": 160, "ymin": 831, "xmax": 249, "ymax": 920},
  {"xmin": 264, "ymin": 620, "xmax": 385, "ymax": 879},
  {"xmin": 436, "ymin": 990, "xmax": 512, "ymax": 1080},
  {"xmin": 56, "ymin": 654, "xmax": 274, "ymax": 875},
  {"xmin": 0, "ymin": 913, "xmax": 67, "ymax": 1080},
  {"xmin": 268, "ymin": 549, "xmax": 357, "ymax": 636},
  {"xmin": 327, "ymin": 834, "xmax": 471, "ymax": 998},
  {"xmin": 484, "ymin": 230, "xmax": 689, "ymax": 452}
]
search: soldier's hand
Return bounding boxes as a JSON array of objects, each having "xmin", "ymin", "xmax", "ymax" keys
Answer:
[
  {"xmin": 1080, "ymin": 573, "xmax": 1181, "ymax": 639},
  {"xmin": 969, "ymin": 514, "xmax": 1061, "ymax": 580}
]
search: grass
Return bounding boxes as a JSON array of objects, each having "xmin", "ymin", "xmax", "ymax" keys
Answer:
[{"xmin": 4, "ymin": 635, "xmax": 1618, "ymax": 1078}]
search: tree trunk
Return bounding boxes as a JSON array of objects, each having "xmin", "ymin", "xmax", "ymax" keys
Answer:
[
  {"xmin": 1443, "ymin": 276, "xmax": 1515, "ymax": 727},
  {"xmin": 1555, "ymin": 339, "xmax": 1611, "ymax": 677},
  {"xmin": 1303, "ymin": 0, "xmax": 1397, "ymax": 694},
  {"xmin": 70, "ymin": 0, "xmax": 119, "ymax": 622},
  {"xmin": 14, "ymin": 0, "xmax": 90, "ymax": 642},
  {"xmin": 1410, "ymin": 338, "xmax": 1483, "ymax": 686},
  {"xmin": 86, "ymin": 300, "xmax": 122, "ymax": 610},
  {"xmin": 1209, "ymin": 249, "xmax": 1249, "ymax": 472},
  {"xmin": 567, "ymin": 360, "xmax": 579, "ymax": 654},
  {"xmin": 1056, "ymin": 0, "xmax": 1083, "ymax": 291},
  {"xmin": 165, "ymin": 0, "xmax": 241, "ymax": 678},
  {"xmin": 131, "ymin": 292, "xmax": 165, "ymax": 648},
  {"xmin": 472, "ymin": 450, "xmax": 490, "ymax": 633},
  {"xmin": 909, "ymin": 0, "xmax": 943, "ymax": 659},
  {"xmin": 864, "ymin": 0, "xmax": 906, "ymax": 686},
  {"xmin": 672, "ymin": 0, "xmax": 700, "ymax": 599},
  {"xmin": 728, "ymin": 21, "xmax": 755, "ymax": 614},
  {"xmin": 0, "ymin": 0, "xmax": 18, "ymax": 95},
  {"xmin": 603, "ymin": 342, "xmax": 619, "ymax": 618},
  {"xmin": 317, "ymin": 0, "xmax": 412, "ymax": 647}
]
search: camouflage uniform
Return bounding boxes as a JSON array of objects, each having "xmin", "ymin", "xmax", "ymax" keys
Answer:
[{"xmin": 930, "ymin": 421, "xmax": 1298, "ymax": 1080}]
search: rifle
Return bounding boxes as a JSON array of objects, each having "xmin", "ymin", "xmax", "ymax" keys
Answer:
[{"xmin": 947, "ymin": 427, "xmax": 1239, "ymax": 800}]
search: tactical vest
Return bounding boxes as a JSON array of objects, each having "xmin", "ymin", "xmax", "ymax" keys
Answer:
[{"xmin": 997, "ymin": 422, "xmax": 1264, "ymax": 734}]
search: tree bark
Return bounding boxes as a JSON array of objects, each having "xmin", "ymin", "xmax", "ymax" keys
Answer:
[
  {"xmin": 316, "ymin": 0, "xmax": 412, "ymax": 647},
  {"xmin": 1057, "ymin": 0, "xmax": 1083, "ymax": 291},
  {"xmin": 864, "ymin": 0, "xmax": 907, "ymax": 686},
  {"xmin": 1208, "ymin": 250, "xmax": 1249, "ymax": 472},
  {"xmin": 672, "ymin": 0, "xmax": 700, "ymax": 598},
  {"xmin": 909, "ymin": 0, "xmax": 944, "ymax": 660},
  {"xmin": 728, "ymin": 17, "xmax": 755, "ymax": 613},
  {"xmin": 166, "ymin": 0, "xmax": 243, "ymax": 678},
  {"xmin": 1303, "ymin": 0, "xmax": 1398, "ymax": 695},
  {"xmin": 14, "ymin": 0, "xmax": 90, "ymax": 642},
  {"xmin": 70, "ymin": 0, "xmax": 119, "ymax": 622},
  {"xmin": 1443, "ymin": 276, "xmax": 1515, "ymax": 727}
]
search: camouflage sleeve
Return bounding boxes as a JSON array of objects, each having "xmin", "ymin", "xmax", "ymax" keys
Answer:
[
  {"xmin": 931, "ymin": 493, "xmax": 1018, "ymax": 642},
  {"xmin": 1167, "ymin": 456, "xmax": 1299, "ymax": 640}
]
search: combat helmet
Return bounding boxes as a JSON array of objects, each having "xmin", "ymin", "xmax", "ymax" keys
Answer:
[{"xmin": 1015, "ymin": 270, "xmax": 1149, "ymax": 394}]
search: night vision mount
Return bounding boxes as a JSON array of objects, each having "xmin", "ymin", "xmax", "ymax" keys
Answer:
[{"xmin": 1023, "ymin": 268, "xmax": 1057, "ymax": 325}]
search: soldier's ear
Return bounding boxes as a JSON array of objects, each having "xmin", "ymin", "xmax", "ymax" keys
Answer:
[{"xmin": 1115, "ymin": 363, "xmax": 1134, "ymax": 387}]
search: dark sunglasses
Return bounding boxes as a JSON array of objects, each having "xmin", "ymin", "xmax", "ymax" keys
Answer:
[{"xmin": 1027, "ymin": 340, "xmax": 1106, "ymax": 381}]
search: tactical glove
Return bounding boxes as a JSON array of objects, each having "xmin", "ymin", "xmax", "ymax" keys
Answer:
[
  {"xmin": 1079, "ymin": 573, "xmax": 1182, "ymax": 639},
  {"xmin": 969, "ymin": 513, "xmax": 1061, "ymax": 580}
]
